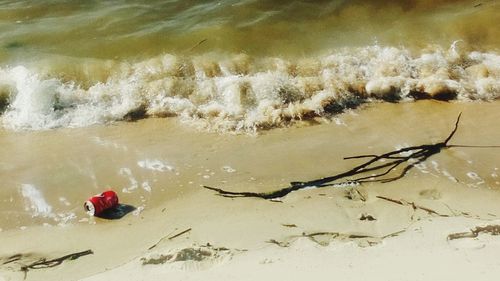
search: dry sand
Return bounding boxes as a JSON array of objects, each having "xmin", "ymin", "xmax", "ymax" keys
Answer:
[{"xmin": 1, "ymin": 100, "xmax": 500, "ymax": 280}]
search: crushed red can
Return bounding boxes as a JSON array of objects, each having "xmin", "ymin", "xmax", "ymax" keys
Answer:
[{"xmin": 84, "ymin": 190, "xmax": 119, "ymax": 216}]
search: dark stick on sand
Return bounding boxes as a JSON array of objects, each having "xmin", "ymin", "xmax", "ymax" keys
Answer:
[
  {"xmin": 168, "ymin": 228, "xmax": 192, "ymax": 240},
  {"xmin": 448, "ymin": 225, "xmax": 500, "ymax": 240},
  {"xmin": 376, "ymin": 196, "xmax": 448, "ymax": 217},
  {"xmin": 20, "ymin": 250, "xmax": 93, "ymax": 279},
  {"xmin": 204, "ymin": 113, "xmax": 499, "ymax": 200},
  {"xmin": 147, "ymin": 228, "xmax": 192, "ymax": 250}
]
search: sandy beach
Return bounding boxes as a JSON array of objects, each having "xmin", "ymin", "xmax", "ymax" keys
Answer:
[{"xmin": 1, "ymin": 100, "xmax": 500, "ymax": 280}]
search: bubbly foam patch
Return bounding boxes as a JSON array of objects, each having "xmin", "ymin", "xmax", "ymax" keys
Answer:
[
  {"xmin": 142, "ymin": 182, "xmax": 152, "ymax": 193},
  {"xmin": 18, "ymin": 184, "xmax": 77, "ymax": 225},
  {"xmin": 1, "ymin": 45, "xmax": 499, "ymax": 132},
  {"xmin": 91, "ymin": 136, "xmax": 128, "ymax": 151},
  {"xmin": 222, "ymin": 166, "xmax": 236, "ymax": 173},
  {"xmin": 119, "ymin": 167, "xmax": 139, "ymax": 193},
  {"xmin": 137, "ymin": 159, "xmax": 174, "ymax": 172},
  {"xmin": 20, "ymin": 184, "xmax": 53, "ymax": 218}
]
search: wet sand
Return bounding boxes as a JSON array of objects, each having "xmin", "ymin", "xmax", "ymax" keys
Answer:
[{"xmin": 1, "ymin": 100, "xmax": 500, "ymax": 280}]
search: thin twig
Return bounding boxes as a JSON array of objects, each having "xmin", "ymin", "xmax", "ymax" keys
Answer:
[
  {"xmin": 168, "ymin": 228, "xmax": 192, "ymax": 240},
  {"xmin": 382, "ymin": 229, "xmax": 406, "ymax": 239},
  {"xmin": 187, "ymin": 39, "xmax": 207, "ymax": 52},
  {"xmin": 376, "ymin": 196, "xmax": 448, "ymax": 217},
  {"xmin": 148, "ymin": 228, "xmax": 179, "ymax": 250},
  {"xmin": 444, "ymin": 112, "xmax": 462, "ymax": 145},
  {"xmin": 2, "ymin": 254, "xmax": 22, "ymax": 265},
  {"xmin": 376, "ymin": 196, "xmax": 404, "ymax": 205}
]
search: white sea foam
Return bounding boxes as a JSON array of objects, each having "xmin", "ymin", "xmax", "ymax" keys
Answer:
[
  {"xmin": 20, "ymin": 184, "xmax": 53, "ymax": 218},
  {"xmin": 18, "ymin": 184, "xmax": 77, "ymax": 224},
  {"xmin": 467, "ymin": 172, "xmax": 482, "ymax": 181},
  {"xmin": 133, "ymin": 206, "xmax": 145, "ymax": 216},
  {"xmin": 431, "ymin": 161, "xmax": 440, "ymax": 173},
  {"xmin": 56, "ymin": 213, "xmax": 77, "ymax": 226},
  {"xmin": 91, "ymin": 136, "xmax": 128, "ymax": 151},
  {"xmin": 466, "ymin": 171, "xmax": 486, "ymax": 187},
  {"xmin": 119, "ymin": 168, "xmax": 139, "ymax": 193},
  {"xmin": 222, "ymin": 166, "xmax": 236, "ymax": 173},
  {"xmin": 1, "ymin": 45, "xmax": 499, "ymax": 132},
  {"xmin": 142, "ymin": 181, "xmax": 152, "ymax": 192},
  {"xmin": 1, "ymin": 67, "xmax": 60, "ymax": 130},
  {"xmin": 442, "ymin": 170, "xmax": 458, "ymax": 183},
  {"xmin": 58, "ymin": 197, "xmax": 71, "ymax": 206},
  {"xmin": 137, "ymin": 159, "xmax": 174, "ymax": 172}
]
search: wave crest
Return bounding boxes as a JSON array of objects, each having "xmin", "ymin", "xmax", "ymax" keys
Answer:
[{"xmin": 1, "ymin": 45, "xmax": 499, "ymax": 132}]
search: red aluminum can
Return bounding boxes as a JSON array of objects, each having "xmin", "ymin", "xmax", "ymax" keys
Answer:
[{"xmin": 84, "ymin": 190, "xmax": 119, "ymax": 216}]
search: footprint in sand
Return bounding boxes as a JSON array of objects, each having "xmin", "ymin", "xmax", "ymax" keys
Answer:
[
  {"xmin": 141, "ymin": 245, "xmax": 237, "ymax": 271},
  {"xmin": 419, "ymin": 189, "xmax": 442, "ymax": 200}
]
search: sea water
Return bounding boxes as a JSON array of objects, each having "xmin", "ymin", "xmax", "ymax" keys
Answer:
[{"xmin": 0, "ymin": 0, "xmax": 498, "ymax": 132}]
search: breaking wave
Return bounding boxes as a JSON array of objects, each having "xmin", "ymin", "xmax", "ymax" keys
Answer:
[{"xmin": 0, "ymin": 44, "xmax": 499, "ymax": 132}]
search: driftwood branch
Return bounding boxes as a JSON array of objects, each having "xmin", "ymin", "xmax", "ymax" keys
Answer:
[
  {"xmin": 204, "ymin": 113, "xmax": 499, "ymax": 200},
  {"xmin": 447, "ymin": 225, "xmax": 500, "ymax": 240},
  {"xmin": 19, "ymin": 249, "xmax": 93, "ymax": 278}
]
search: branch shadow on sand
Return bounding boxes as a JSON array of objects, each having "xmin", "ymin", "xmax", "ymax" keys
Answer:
[{"xmin": 204, "ymin": 113, "xmax": 500, "ymax": 200}]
